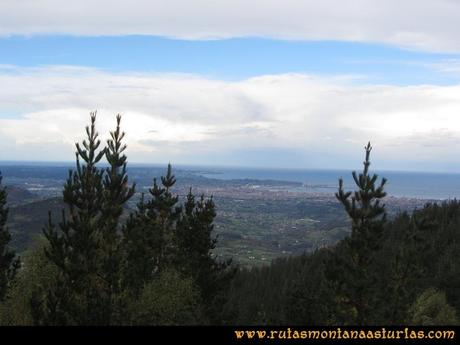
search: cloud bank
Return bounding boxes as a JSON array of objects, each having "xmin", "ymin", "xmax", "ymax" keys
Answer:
[
  {"xmin": 1, "ymin": 0, "xmax": 460, "ymax": 52},
  {"xmin": 1, "ymin": 66, "xmax": 460, "ymax": 169}
]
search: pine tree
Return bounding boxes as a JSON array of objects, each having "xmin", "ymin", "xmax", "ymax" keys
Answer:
[
  {"xmin": 122, "ymin": 166, "xmax": 233, "ymax": 323},
  {"xmin": 100, "ymin": 114, "xmax": 135, "ymax": 323},
  {"xmin": 0, "ymin": 173, "xmax": 19, "ymax": 301},
  {"xmin": 121, "ymin": 193, "xmax": 151, "ymax": 296},
  {"xmin": 375, "ymin": 212, "xmax": 424, "ymax": 324},
  {"xmin": 39, "ymin": 112, "xmax": 134, "ymax": 325},
  {"xmin": 176, "ymin": 189, "xmax": 218, "ymax": 288},
  {"xmin": 152, "ymin": 163, "xmax": 181, "ymax": 268},
  {"xmin": 176, "ymin": 189, "xmax": 233, "ymax": 323},
  {"xmin": 122, "ymin": 163, "xmax": 181, "ymax": 295},
  {"xmin": 331, "ymin": 142, "xmax": 387, "ymax": 324}
]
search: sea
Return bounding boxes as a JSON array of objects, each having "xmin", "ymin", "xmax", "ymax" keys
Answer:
[
  {"xmin": 197, "ymin": 166, "xmax": 460, "ymax": 200},
  {"xmin": 1, "ymin": 161, "xmax": 460, "ymax": 200}
]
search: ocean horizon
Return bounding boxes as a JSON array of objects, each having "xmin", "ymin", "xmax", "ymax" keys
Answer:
[
  {"xmin": 198, "ymin": 166, "xmax": 460, "ymax": 200},
  {"xmin": 1, "ymin": 161, "xmax": 460, "ymax": 200}
]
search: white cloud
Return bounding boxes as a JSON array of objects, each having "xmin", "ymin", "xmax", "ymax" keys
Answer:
[
  {"xmin": 1, "ymin": 66, "xmax": 460, "ymax": 169},
  {"xmin": 1, "ymin": 0, "xmax": 460, "ymax": 52},
  {"xmin": 428, "ymin": 59, "xmax": 460, "ymax": 75}
]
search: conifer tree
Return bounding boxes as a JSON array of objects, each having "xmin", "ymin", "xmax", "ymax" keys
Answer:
[
  {"xmin": 153, "ymin": 163, "xmax": 181, "ymax": 267},
  {"xmin": 100, "ymin": 114, "xmax": 135, "ymax": 323},
  {"xmin": 331, "ymin": 142, "xmax": 387, "ymax": 324},
  {"xmin": 176, "ymin": 189, "xmax": 218, "ymax": 287},
  {"xmin": 0, "ymin": 173, "xmax": 19, "ymax": 301},
  {"xmin": 375, "ymin": 212, "xmax": 424, "ymax": 323},
  {"xmin": 39, "ymin": 112, "xmax": 134, "ymax": 325},
  {"xmin": 176, "ymin": 189, "xmax": 233, "ymax": 323},
  {"xmin": 122, "ymin": 163, "xmax": 181, "ymax": 295},
  {"xmin": 122, "ymin": 166, "xmax": 233, "ymax": 323},
  {"xmin": 120, "ymin": 193, "xmax": 151, "ymax": 296}
]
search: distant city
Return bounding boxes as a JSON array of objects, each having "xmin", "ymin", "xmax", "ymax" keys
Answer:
[{"xmin": 1, "ymin": 162, "xmax": 447, "ymax": 266}]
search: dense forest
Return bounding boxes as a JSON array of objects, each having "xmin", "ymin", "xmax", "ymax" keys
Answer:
[{"xmin": 0, "ymin": 113, "xmax": 459, "ymax": 325}]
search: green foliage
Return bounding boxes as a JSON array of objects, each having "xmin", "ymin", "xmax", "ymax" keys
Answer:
[
  {"xmin": 99, "ymin": 114, "xmax": 136, "ymax": 324},
  {"xmin": 38, "ymin": 112, "xmax": 135, "ymax": 325},
  {"xmin": 127, "ymin": 268, "xmax": 202, "ymax": 325},
  {"xmin": 223, "ymin": 255, "xmax": 303, "ymax": 325},
  {"xmin": 408, "ymin": 288, "xmax": 459, "ymax": 325},
  {"xmin": 336, "ymin": 142, "xmax": 387, "ymax": 241},
  {"xmin": 122, "ymin": 163, "xmax": 181, "ymax": 295},
  {"xmin": 371, "ymin": 212, "xmax": 423, "ymax": 324},
  {"xmin": 0, "ymin": 173, "xmax": 19, "ymax": 301},
  {"xmin": 0, "ymin": 240, "xmax": 57, "ymax": 325},
  {"xmin": 331, "ymin": 142, "xmax": 388, "ymax": 324},
  {"xmin": 286, "ymin": 249, "xmax": 337, "ymax": 325},
  {"xmin": 122, "ymin": 166, "xmax": 234, "ymax": 324},
  {"xmin": 175, "ymin": 189, "xmax": 234, "ymax": 323}
]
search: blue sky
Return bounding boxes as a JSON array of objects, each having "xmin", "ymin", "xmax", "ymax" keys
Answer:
[
  {"xmin": 2, "ymin": 35, "xmax": 460, "ymax": 85},
  {"xmin": 2, "ymin": 0, "xmax": 460, "ymax": 171}
]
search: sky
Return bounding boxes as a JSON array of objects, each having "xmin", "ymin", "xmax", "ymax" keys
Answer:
[{"xmin": 2, "ymin": 0, "xmax": 460, "ymax": 171}]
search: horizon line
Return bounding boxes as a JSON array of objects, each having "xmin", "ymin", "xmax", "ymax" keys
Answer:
[{"xmin": 1, "ymin": 159, "xmax": 460, "ymax": 175}]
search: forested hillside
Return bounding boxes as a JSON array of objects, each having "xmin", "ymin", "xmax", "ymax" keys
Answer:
[{"xmin": 224, "ymin": 200, "xmax": 460, "ymax": 325}]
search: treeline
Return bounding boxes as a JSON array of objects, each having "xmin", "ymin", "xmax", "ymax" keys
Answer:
[{"xmin": 0, "ymin": 114, "xmax": 459, "ymax": 325}]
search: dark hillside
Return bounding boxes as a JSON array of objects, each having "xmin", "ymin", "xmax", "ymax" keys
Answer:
[
  {"xmin": 7, "ymin": 197, "xmax": 64, "ymax": 252},
  {"xmin": 224, "ymin": 199, "xmax": 460, "ymax": 325},
  {"xmin": 6, "ymin": 186, "xmax": 40, "ymax": 206}
]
